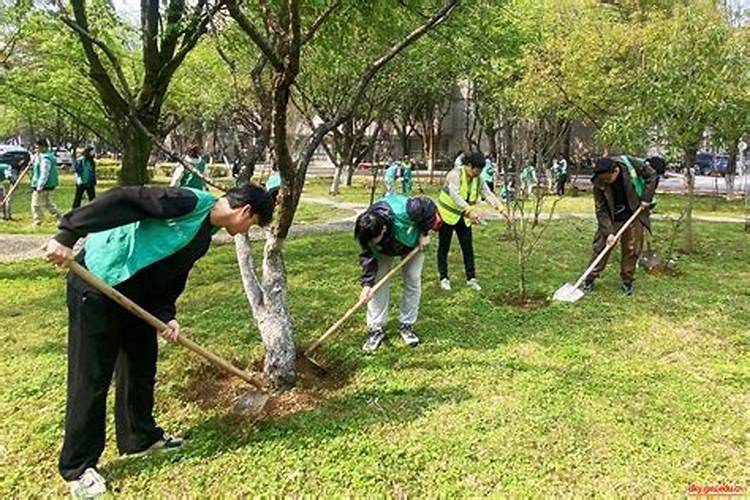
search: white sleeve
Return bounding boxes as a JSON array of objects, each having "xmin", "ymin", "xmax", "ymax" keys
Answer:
[
  {"xmin": 446, "ymin": 169, "xmax": 469, "ymax": 211},
  {"xmin": 170, "ymin": 165, "xmax": 185, "ymax": 187},
  {"xmin": 37, "ymin": 157, "xmax": 51, "ymax": 188}
]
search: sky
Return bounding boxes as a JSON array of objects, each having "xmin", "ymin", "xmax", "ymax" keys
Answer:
[{"xmin": 110, "ymin": 0, "xmax": 750, "ymax": 25}]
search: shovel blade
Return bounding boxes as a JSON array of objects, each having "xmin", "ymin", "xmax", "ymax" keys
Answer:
[
  {"xmin": 553, "ymin": 283, "xmax": 584, "ymax": 303},
  {"xmin": 233, "ymin": 391, "xmax": 270, "ymax": 417}
]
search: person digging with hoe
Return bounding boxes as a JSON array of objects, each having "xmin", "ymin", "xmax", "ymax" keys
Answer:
[
  {"xmin": 583, "ymin": 156, "xmax": 658, "ymax": 295},
  {"xmin": 44, "ymin": 183, "xmax": 274, "ymax": 498},
  {"xmin": 355, "ymin": 193, "xmax": 440, "ymax": 353}
]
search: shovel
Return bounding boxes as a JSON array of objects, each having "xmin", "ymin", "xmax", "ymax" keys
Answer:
[
  {"xmin": 67, "ymin": 260, "xmax": 270, "ymax": 415},
  {"xmin": 553, "ymin": 206, "xmax": 644, "ymax": 303},
  {"xmin": 303, "ymin": 246, "xmax": 422, "ymax": 370}
]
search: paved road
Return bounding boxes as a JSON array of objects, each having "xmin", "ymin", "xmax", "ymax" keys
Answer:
[{"xmin": 263, "ymin": 159, "xmax": 750, "ymax": 196}]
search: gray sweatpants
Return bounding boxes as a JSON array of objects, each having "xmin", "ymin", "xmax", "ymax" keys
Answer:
[{"xmin": 367, "ymin": 252, "xmax": 425, "ymax": 329}]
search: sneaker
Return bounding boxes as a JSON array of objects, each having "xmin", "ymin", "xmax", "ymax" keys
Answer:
[
  {"xmin": 622, "ymin": 281, "xmax": 634, "ymax": 296},
  {"xmin": 440, "ymin": 278, "xmax": 451, "ymax": 291},
  {"xmin": 466, "ymin": 278, "xmax": 482, "ymax": 291},
  {"xmin": 146, "ymin": 433, "xmax": 185, "ymax": 453},
  {"xmin": 68, "ymin": 467, "xmax": 106, "ymax": 499},
  {"xmin": 399, "ymin": 323, "xmax": 420, "ymax": 347},
  {"xmin": 362, "ymin": 327, "xmax": 385, "ymax": 353},
  {"xmin": 582, "ymin": 278, "xmax": 595, "ymax": 293}
]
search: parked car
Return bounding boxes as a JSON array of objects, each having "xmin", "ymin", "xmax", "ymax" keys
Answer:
[
  {"xmin": 712, "ymin": 155, "xmax": 729, "ymax": 176},
  {"xmin": 693, "ymin": 152, "xmax": 715, "ymax": 176},
  {"xmin": 0, "ymin": 144, "xmax": 31, "ymax": 175},
  {"xmin": 53, "ymin": 147, "xmax": 73, "ymax": 167}
]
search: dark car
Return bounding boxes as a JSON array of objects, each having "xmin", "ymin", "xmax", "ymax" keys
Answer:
[
  {"xmin": 0, "ymin": 144, "xmax": 31, "ymax": 175},
  {"xmin": 693, "ymin": 152, "xmax": 715, "ymax": 176},
  {"xmin": 713, "ymin": 155, "xmax": 729, "ymax": 176}
]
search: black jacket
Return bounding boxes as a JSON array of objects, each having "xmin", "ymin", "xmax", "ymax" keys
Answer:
[
  {"xmin": 55, "ymin": 186, "xmax": 213, "ymax": 323},
  {"xmin": 358, "ymin": 197, "xmax": 437, "ymax": 286},
  {"xmin": 592, "ymin": 156, "xmax": 658, "ymax": 234}
]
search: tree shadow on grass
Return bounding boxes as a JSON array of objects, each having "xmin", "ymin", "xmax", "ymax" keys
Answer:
[{"xmin": 102, "ymin": 384, "xmax": 469, "ymax": 484}]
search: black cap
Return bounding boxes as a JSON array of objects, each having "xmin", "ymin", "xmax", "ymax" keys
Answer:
[{"xmin": 593, "ymin": 157, "xmax": 617, "ymax": 176}]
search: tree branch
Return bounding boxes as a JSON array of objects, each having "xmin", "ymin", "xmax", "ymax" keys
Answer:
[
  {"xmin": 301, "ymin": 0, "xmax": 341, "ymax": 45},
  {"xmin": 226, "ymin": 0, "xmax": 284, "ymax": 70}
]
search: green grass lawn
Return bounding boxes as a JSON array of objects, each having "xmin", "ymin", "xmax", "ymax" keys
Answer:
[
  {"xmin": 302, "ymin": 176, "xmax": 747, "ymax": 219},
  {"xmin": 0, "ymin": 219, "xmax": 747, "ymax": 496},
  {"xmin": 0, "ymin": 175, "xmax": 353, "ymax": 234}
]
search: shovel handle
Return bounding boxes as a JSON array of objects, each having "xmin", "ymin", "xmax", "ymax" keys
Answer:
[
  {"xmin": 572, "ymin": 205, "xmax": 644, "ymax": 289},
  {"xmin": 304, "ymin": 246, "xmax": 422, "ymax": 357},
  {"xmin": 1, "ymin": 163, "xmax": 32, "ymax": 209},
  {"xmin": 67, "ymin": 260, "xmax": 263, "ymax": 389}
]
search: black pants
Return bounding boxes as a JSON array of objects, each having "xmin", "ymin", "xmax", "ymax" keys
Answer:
[
  {"xmin": 437, "ymin": 219, "xmax": 475, "ymax": 281},
  {"xmin": 555, "ymin": 175, "xmax": 567, "ymax": 196},
  {"xmin": 72, "ymin": 184, "xmax": 96, "ymax": 209},
  {"xmin": 59, "ymin": 273, "xmax": 163, "ymax": 480}
]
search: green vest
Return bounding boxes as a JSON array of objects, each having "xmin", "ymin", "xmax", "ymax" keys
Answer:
[
  {"xmin": 619, "ymin": 156, "xmax": 645, "ymax": 198},
  {"xmin": 0, "ymin": 163, "xmax": 12, "ymax": 182},
  {"xmin": 180, "ymin": 158, "xmax": 206, "ymax": 190},
  {"xmin": 266, "ymin": 173, "xmax": 281, "ymax": 190},
  {"xmin": 77, "ymin": 158, "xmax": 95, "ymax": 185},
  {"xmin": 368, "ymin": 194, "xmax": 420, "ymax": 255},
  {"xmin": 31, "ymin": 152, "xmax": 59, "ymax": 189},
  {"xmin": 84, "ymin": 188, "xmax": 219, "ymax": 286},
  {"xmin": 481, "ymin": 161, "xmax": 495, "ymax": 184},
  {"xmin": 437, "ymin": 166, "xmax": 480, "ymax": 225}
]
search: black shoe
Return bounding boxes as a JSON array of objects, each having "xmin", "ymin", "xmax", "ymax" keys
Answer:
[
  {"xmin": 398, "ymin": 323, "xmax": 420, "ymax": 347},
  {"xmin": 622, "ymin": 281, "xmax": 634, "ymax": 296},
  {"xmin": 362, "ymin": 327, "xmax": 385, "ymax": 353},
  {"xmin": 582, "ymin": 278, "xmax": 595, "ymax": 293}
]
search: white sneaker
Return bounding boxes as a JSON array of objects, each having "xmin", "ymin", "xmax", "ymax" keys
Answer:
[
  {"xmin": 68, "ymin": 467, "xmax": 106, "ymax": 498},
  {"xmin": 145, "ymin": 433, "xmax": 185, "ymax": 453},
  {"xmin": 467, "ymin": 278, "xmax": 482, "ymax": 291},
  {"xmin": 440, "ymin": 278, "xmax": 451, "ymax": 291}
]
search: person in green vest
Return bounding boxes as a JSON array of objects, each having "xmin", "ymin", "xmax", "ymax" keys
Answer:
[
  {"xmin": 170, "ymin": 144, "xmax": 207, "ymax": 190},
  {"xmin": 73, "ymin": 146, "xmax": 97, "ymax": 209},
  {"xmin": 554, "ymin": 155, "xmax": 568, "ymax": 195},
  {"xmin": 480, "ymin": 157, "xmax": 496, "ymax": 193},
  {"xmin": 384, "ymin": 158, "xmax": 413, "ymax": 195},
  {"xmin": 355, "ymin": 193, "xmax": 438, "ymax": 352},
  {"xmin": 30, "ymin": 138, "xmax": 62, "ymax": 227},
  {"xmin": 520, "ymin": 163, "xmax": 537, "ymax": 198},
  {"xmin": 43, "ymin": 183, "xmax": 275, "ymax": 498},
  {"xmin": 583, "ymin": 156, "xmax": 658, "ymax": 295},
  {"xmin": 0, "ymin": 161, "xmax": 14, "ymax": 220},
  {"xmin": 437, "ymin": 151, "xmax": 500, "ymax": 292},
  {"xmin": 264, "ymin": 167, "xmax": 281, "ymax": 205}
]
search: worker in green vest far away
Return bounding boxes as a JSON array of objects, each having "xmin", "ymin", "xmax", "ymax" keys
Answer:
[
  {"xmin": 43, "ymin": 184, "xmax": 275, "ymax": 499},
  {"xmin": 31, "ymin": 138, "xmax": 62, "ymax": 227},
  {"xmin": 170, "ymin": 144, "xmax": 207, "ymax": 190},
  {"xmin": 264, "ymin": 167, "xmax": 281, "ymax": 205},
  {"xmin": 480, "ymin": 156, "xmax": 496, "ymax": 193},
  {"xmin": 384, "ymin": 157, "xmax": 414, "ymax": 195},
  {"xmin": 355, "ymin": 193, "xmax": 439, "ymax": 353},
  {"xmin": 520, "ymin": 163, "xmax": 537, "ymax": 198},
  {"xmin": 583, "ymin": 156, "xmax": 658, "ymax": 296},
  {"xmin": 73, "ymin": 146, "xmax": 97, "ymax": 209},
  {"xmin": 553, "ymin": 154, "xmax": 568, "ymax": 196},
  {"xmin": 437, "ymin": 151, "xmax": 500, "ymax": 292},
  {"xmin": 0, "ymin": 161, "xmax": 15, "ymax": 220}
]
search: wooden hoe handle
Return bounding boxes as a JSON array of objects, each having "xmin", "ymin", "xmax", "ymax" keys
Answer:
[{"xmin": 67, "ymin": 260, "xmax": 262, "ymax": 388}]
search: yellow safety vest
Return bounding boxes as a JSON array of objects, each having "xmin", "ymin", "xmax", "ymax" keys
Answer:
[{"xmin": 437, "ymin": 166, "xmax": 480, "ymax": 226}]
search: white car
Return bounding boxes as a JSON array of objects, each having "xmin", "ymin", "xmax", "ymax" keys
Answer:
[{"xmin": 52, "ymin": 147, "xmax": 73, "ymax": 167}]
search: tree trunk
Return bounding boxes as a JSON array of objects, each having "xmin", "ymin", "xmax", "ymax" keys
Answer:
[
  {"xmin": 234, "ymin": 232, "xmax": 297, "ymax": 388},
  {"xmin": 683, "ymin": 146, "xmax": 697, "ymax": 252},
  {"xmin": 725, "ymin": 137, "xmax": 739, "ymax": 199},
  {"xmin": 486, "ymin": 126, "xmax": 498, "ymax": 160},
  {"xmin": 330, "ymin": 164, "xmax": 343, "ymax": 195},
  {"xmin": 118, "ymin": 123, "xmax": 153, "ymax": 185}
]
